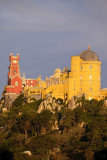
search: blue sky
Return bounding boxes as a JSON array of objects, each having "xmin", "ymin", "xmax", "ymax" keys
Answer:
[{"xmin": 0, "ymin": 0, "xmax": 107, "ymax": 97}]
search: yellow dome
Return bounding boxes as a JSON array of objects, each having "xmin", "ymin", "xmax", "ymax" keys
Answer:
[
  {"xmin": 54, "ymin": 68, "xmax": 62, "ymax": 77},
  {"xmin": 54, "ymin": 68, "xmax": 61, "ymax": 74}
]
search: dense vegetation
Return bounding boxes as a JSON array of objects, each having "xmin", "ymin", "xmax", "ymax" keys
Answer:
[{"xmin": 0, "ymin": 94, "xmax": 107, "ymax": 160}]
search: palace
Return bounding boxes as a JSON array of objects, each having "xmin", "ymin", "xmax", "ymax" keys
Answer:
[
  {"xmin": 24, "ymin": 46, "xmax": 107, "ymax": 101},
  {"xmin": 3, "ymin": 46, "xmax": 107, "ymax": 109}
]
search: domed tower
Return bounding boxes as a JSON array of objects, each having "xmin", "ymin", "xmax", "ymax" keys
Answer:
[
  {"xmin": 70, "ymin": 46, "xmax": 101, "ymax": 100},
  {"xmin": 79, "ymin": 46, "xmax": 101, "ymax": 100}
]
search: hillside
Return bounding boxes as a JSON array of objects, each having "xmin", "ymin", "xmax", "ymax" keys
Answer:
[{"xmin": 0, "ymin": 94, "xmax": 107, "ymax": 160}]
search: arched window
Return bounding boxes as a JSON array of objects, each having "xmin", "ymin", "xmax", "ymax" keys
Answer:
[
  {"xmin": 15, "ymin": 81, "xmax": 18, "ymax": 86},
  {"xmin": 14, "ymin": 69, "xmax": 16, "ymax": 73},
  {"xmin": 89, "ymin": 75, "xmax": 92, "ymax": 79},
  {"xmin": 89, "ymin": 65, "xmax": 92, "ymax": 69},
  {"xmin": 80, "ymin": 75, "xmax": 82, "ymax": 79}
]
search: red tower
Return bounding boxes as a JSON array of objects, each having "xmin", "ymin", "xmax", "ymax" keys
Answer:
[{"xmin": 5, "ymin": 53, "xmax": 22, "ymax": 94}]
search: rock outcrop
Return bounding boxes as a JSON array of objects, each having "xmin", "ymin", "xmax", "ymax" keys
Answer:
[{"xmin": 38, "ymin": 94, "xmax": 63, "ymax": 113}]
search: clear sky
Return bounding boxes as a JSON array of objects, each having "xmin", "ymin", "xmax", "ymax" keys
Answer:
[{"xmin": 0, "ymin": 0, "xmax": 107, "ymax": 97}]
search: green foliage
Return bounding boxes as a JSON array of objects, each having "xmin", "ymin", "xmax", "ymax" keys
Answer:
[
  {"xmin": 12, "ymin": 94, "xmax": 26, "ymax": 107},
  {"xmin": 57, "ymin": 108, "xmax": 75, "ymax": 132},
  {"xmin": 27, "ymin": 134, "xmax": 56, "ymax": 155},
  {"xmin": 56, "ymin": 98, "xmax": 64, "ymax": 105},
  {"xmin": 0, "ymin": 95, "xmax": 107, "ymax": 160},
  {"xmin": 73, "ymin": 106, "xmax": 84, "ymax": 124},
  {"xmin": 31, "ymin": 110, "xmax": 52, "ymax": 135},
  {"xmin": 13, "ymin": 153, "xmax": 32, "ymax": 160}
]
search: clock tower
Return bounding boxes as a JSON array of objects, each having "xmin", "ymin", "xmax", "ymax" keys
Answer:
[
  {"xmin": 5, "ymin": 53, "xmax": 22, "ymax": 94},
  {"xmin": 8, "ymin": 53, "xmax": 20, "ymax": 84}
]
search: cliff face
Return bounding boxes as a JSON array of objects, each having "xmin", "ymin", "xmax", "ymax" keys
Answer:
[
  {"xmin": 38, "ymin": 94, "xmax": 63, "ymax": 113},
  {"xmin": 2, "ymin": 93, "xmax": 18, "ymax": 111}
]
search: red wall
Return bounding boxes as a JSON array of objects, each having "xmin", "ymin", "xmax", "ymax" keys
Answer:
[{"xmin": 25, "ymin": 79, "xmax": 37, "ymax": 87}]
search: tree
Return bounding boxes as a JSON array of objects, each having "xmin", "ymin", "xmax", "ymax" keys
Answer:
[
  {"xmin": 27, "ymin": 134, "xmax": 57, "ymax": 159},
  {"xmin": 31, "ymin": 110, "xmax": 52, "ymax": 135},
  {"xmin": 58, "ymin": 108, "xmax": 75, "ymax": 133},
  {"xmin": 12, "ymin": 94, "xmax": 27, "ymax": 107}
]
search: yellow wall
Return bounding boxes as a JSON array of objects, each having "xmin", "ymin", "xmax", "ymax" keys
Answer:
[{"xmin": 24, "ymin": 50, "xmax": 107, "ymax": 102}]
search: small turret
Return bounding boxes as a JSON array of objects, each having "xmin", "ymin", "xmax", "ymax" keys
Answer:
[{"xmin": 88, "ymin": 44, "xmax": 91, "ymax": 50}]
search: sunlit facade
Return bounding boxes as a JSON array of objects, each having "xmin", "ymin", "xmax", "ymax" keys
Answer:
[{"xmin": 25, "ymin": 46, "xmax": 107, "ymax": 101}]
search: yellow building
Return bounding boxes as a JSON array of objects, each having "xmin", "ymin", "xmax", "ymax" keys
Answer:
[
  {"xmin": 24, "ymin": 46, "xmax": 107, "ymax": 101},
  {"xmin": 24, "ymin": 75, "xmax": 46, "ymax": 99}
]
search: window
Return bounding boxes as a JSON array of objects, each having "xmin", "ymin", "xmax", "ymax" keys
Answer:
[
  {"xmin": 15, "ymin": 81, "xmax": 18, "ymax": 86},
  {"xmin": 31, "ymin": 80, "xmax": 33, "ymax": 83},
  {"xmin": 14, "ymin": 70, "xmax": 16, "ymax": 73},
  {"xmin": 89, "ymin": 75, "xmax": 92, "ymax": 79},
  {"xmin": 80, "ymin": 66, "xmax": 82, "ymax": 70},
  {"xmin": 98, "ymin": 76, "xmax": 100, "ymax": 80},
  {"xmin": 89, "ymin": 88, "xmax": 92, "ymax": 91},
  {"xmin": 13, "ymin": 60, "xmax": 17, "ymax": 63},
  {"xmin": 89, "ymin": 65, "xmax": 92, "ymax": 69},
  {"xmin": 89, "ymin": 81, "xmax": 92, "ymax": 84},
  {"xmin": 80, "ymin": 75, "xmax": 82, "ymax": 79},
  {"xmin": 47, "ymin": 82, "xmax": 49, "ymax": 86},
  {"xmin": 80, "ymin": 88, "xmax": 82, "ymax": 91}
]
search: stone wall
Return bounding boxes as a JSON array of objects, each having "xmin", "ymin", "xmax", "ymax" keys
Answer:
[{"xmin": 3, "ymin": 93, "xmax": 18, "ymax": 110}]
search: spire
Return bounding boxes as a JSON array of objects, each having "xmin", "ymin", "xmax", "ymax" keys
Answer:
[
  {"xmin": 23, "ymin": 73, "xmax": 25, "ymax": 79},
  {"xmin": 88, "ymin": 44, "xmax": 91, "ymax": 50},
  {"xmin": 22, "ymin": 73, "xmax": 26, "ymax": 86}
]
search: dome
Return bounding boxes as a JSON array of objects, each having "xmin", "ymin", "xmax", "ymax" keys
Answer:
[
  {"xmin": 54, "ymin": 68, "xmax": 61, "ymax": 74},
  {"xmin": 54, "ymin": 68, "xmax": 62, "ymax": 77},
  {"xmin": 63, "ymin": 67, "xmax": 70, "ymax": 72},
  {"xmin": 80, "ymin": 46, "xmax": 99, "ymax": 61}
]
